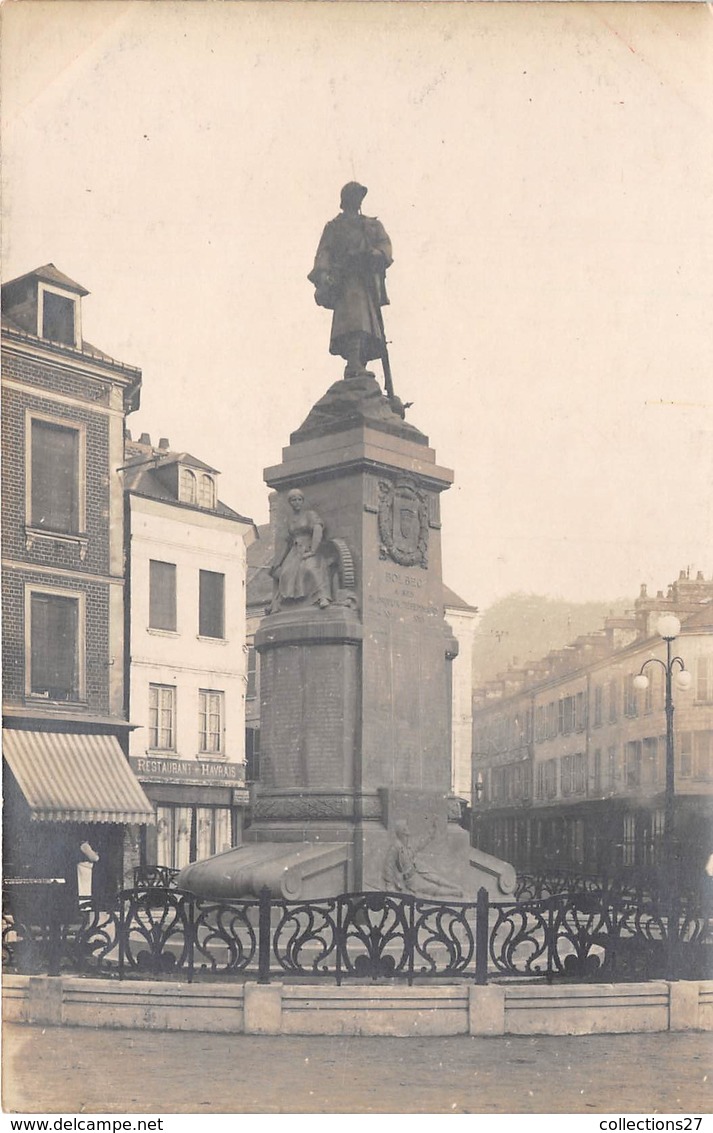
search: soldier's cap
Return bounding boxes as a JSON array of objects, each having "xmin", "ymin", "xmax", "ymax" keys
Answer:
[{"xmin": 340, "ymin": 181, "xmax": 368, "ymax": 208}]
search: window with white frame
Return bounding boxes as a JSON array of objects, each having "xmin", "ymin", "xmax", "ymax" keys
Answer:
[
  {"xmin": 625, "ymin": 740, "xmax": 641, "ymax": 787},
  {"xmin": 246, "ymin": 647, "xmax": 257, "ymax": 700},
  {"xmin": 149, "ymin": 684, "xmax": 176, "ymax": 750},
  {"xmin": 40, "ymin": 287, "xmax": 80, "ymax": 347},
  {"xmin": 544, "ymin": 758, "xmax": 557, "ymax": 799},
  {"xmin": 696, "ymin": 657, "xmax": 713, "ymax": 703},
  {"xmin": 573, "ymin": 752, "xmax": 587, "ymax": 794},
  {"xmin": 29, "ymin": 414, "xmax": 84, "ymax": 534},
  {"xmin": 677, "ymin": 732, "xmax": 693, "ymax": 778},
  {"xmin": 624, "ymin": 674, "xmax": 638, "ymax": 718},
  {"xmin": 199, "ymin": 690, "xmax": 224, "ymax": 755},
  {"xmin": 607, "ymin": 745, "xmax": 618, "ymax": 789},
  {"xmin": 694, "ymin": 732, "xmax": 712, "ymax": 780},
  {"xmin": 198, "ymin": 474, "xmax": 216, "ymax": 509},
  {"xmin": 180, "ymin": 467, "xmax": 198, "ymax": 505},
  {"xmin": 149, "ymin": 560, "xmax": 177, "ymax": 631},
  {"xmin": 199, "ymin": 570, "xmax": 225, "ymax": 639},
  {"xmin": 546, "ymin": 701, "xmax": 557, "ymax": 739},
  {"xmin": 575, "ymin": 692, "xmax": 586, "ymax": 732},
  {"xmin": 560, "ymin": 754, "xmax": 573, "ymax": 796},
  {"xmin": 608, "ymin": 678, "xmax": 619, "ymax": 723},
  {"xmin": 27, "ymin": 587, "xmax": 84, "ymax": 701},
  {"xmin": 593, "ymin": 749, "xmax": 602, "ymax": 793},
  {"xmin": 593, "ymin": 685, "xmax": 603, "ymax": 727},
  {"xmin": 643, "ymin": 737, "xmax": 659, "ymax": 785}
]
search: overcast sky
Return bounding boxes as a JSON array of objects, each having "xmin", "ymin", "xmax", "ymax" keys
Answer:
[{"xmin": 3, "ymin": 1, "xmax": 711, "ymax": 611}]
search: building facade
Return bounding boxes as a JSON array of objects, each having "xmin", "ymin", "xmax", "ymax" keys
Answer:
[
  {"xmin": 2, "ymin": 265, "xmax": 154, "ymax": 901},
  {"xmin": 123, "ymin": 433, "xmax": 255, "ymax": 872},
  {"xmin": 444, "ymin": 585, "xmax": 479, "ymax": 805},
  {"xmin": 472, "ymin": 572, "xmax": 713, "ymax": 887}
]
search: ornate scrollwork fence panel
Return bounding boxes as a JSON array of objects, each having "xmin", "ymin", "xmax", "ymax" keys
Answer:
[
  {"xmin": 192, "ymin": 898, "xmax": 259, "ymax": 975},
  {"xmin": 489, "ymin": 897, "xmax": 551, "ymax": 976},
  {"xmin": 271, "ymin": 897, "xmax": 340, "ymax": 978},
  {"xmin": 411, "ymin": 898, "xmax": 476, "ymax": 978},
  {"xmin": 337, "ymin": 892, "xmax": 414, "ymax": 982},
  {"xmin": 70, "ymin": 904, "xmax": 121, "ymax": 973},
  {"xmin": 117, "ymin": 887, "xmax": 191, "ymax": 978},
  {"xmin": 548, "ymin": 893, "xmax": 615, "ymax": 979}
]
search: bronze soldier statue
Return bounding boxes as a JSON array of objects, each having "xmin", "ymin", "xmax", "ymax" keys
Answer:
[{"xmin": 308, "ymin": 182, "xmax": 394, "ymax": 390}]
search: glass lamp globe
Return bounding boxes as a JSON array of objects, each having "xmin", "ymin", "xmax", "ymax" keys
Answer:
[
  {"xmin": 657, "ymin": 613, "xmax": 681, "ymax": 640},
  {"xmin": 676, "ymin": 669, "xmax": 693, "ymax": 691},
  {"xmin": 633, "ymin": 674, "xmax": 649, "ymax": 691}
]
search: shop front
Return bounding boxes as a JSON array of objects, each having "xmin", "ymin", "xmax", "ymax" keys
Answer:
[{"xmin": 129, "ymin": 754, "xmax": 250, "ymax": 872}]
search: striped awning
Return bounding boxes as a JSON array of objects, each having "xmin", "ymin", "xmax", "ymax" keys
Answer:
[{"xmin": 3, "ymin": 730, "xmax": 156, "ymax": 824}]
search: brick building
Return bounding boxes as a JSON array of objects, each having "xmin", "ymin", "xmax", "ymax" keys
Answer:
[
  {"xmin": 2, "ymin": 265, "xmax": 154, "ymax": 900},
  {"xmin": 472, "ymin": 571, "xmax": 713, "ymax": 886},
  {"xmin": 122, "ymin": 433, "xmax": 256, "ymax": 872}
]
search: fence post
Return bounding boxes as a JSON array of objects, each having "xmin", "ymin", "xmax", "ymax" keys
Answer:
[
  {"xmin": 186, "ymin": 895, "xmax": 195, "ymax": 985},
  {"xmin": 475, "ymin": 887, "xmax": 489, "ymax": 985},
  {"xmin": 257, "ymin": 886, "xmax": 272, "ymax": 984},
  {"xmin": 335, "ymin": 894, "xmax": 343, "ymax": 987},
  {"xmin": 118, "ymin": 892, "xmax": 125, "ymax": 981},
  {"xmin": 666, "ymin": 890, "xmax": 679, "ymax": 983},
  {"xmin": 546, "ymin": 896, "xmax": 557, "ymax": 984},
  {"xmin": 407, "ymin": 897, "xmax": 415, "ymax": 987},
  {"xmin": 47, "ymin": 881, "xmax": 63, "ymax": 977}
]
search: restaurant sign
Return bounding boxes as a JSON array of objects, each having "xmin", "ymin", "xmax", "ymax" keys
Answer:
[{"xmin": 130, "ymin": 755, "xmax": 243, "ymax": 786}]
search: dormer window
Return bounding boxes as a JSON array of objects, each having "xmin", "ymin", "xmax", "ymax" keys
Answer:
[
  {"xmin": 179, "ymin": 465, "xmax": 215, "ymax": 509},
  {"xmin": 198, "ymin": 473, "xmax": 216, "ymax": 509},
  {"xmin": 38, "ymin": 284, "xmax": 81, "ymax": 348},
  {"xmin": 180, "ymin": 467, "xmax": 197, "ymax": 504}
]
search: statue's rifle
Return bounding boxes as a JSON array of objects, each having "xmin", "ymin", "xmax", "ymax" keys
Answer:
[
  {"xmin": 359, "ymin": 216, "xmax": 396, "ymax": 402},
  {"xmin": 374, "ymin": 298, "xmax": 395, "ymax": 403}
]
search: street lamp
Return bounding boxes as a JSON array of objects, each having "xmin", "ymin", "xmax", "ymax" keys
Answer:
[
  {"xmin": 474, "ymin": 771, "xmax": 485, "ymax": 803},
  {"xmin": 633, "ymin": 614, "xmax": 692, "ymax": 868}
]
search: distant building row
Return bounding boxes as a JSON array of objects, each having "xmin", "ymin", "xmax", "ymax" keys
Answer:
[{"xmin": 471, "ymin": 574, "xmax": 713, "ymax": 884}]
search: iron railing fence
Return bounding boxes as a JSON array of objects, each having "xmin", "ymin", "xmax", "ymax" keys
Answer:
[
  {"xmin": 132, "ymin": 865, "xmax": 181, "ymax": 890},
  {"xmin": 3, "ymin": 883, "xmax": 711, "ymax": 985},
  {"xmin": 514, "ymin": 868, "xmax": 708, "ymax": 904}
]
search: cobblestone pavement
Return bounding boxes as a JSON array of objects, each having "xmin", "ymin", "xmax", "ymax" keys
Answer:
[{"xmin": 3, "ymin": 1025, "xmax": 711, "ymax": 1114}]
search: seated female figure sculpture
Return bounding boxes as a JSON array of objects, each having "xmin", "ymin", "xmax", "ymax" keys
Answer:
[{"xmin": 269, "ymin": 489, "xmax": 332, "ymax": 613}]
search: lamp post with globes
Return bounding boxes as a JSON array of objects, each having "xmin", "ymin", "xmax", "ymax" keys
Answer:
[{"xmin": 633, "ymin": 613, "xmax": 692, "ymax": 876}]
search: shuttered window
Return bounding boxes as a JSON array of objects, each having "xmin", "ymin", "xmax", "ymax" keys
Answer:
[
  {"xmin": 30, "ymin": 592, "xmax": 79, "ymax": 700},
  {"xmin": 31, "ymin": 419, "xmax": 80, "ymax": 532},
  {"xmin": 149, "ymin": 560, "xmax": 177, "ymax": 631},
  {"xmin": 199, "ymin": 570, "xmax": 225, "ymax": 638}
]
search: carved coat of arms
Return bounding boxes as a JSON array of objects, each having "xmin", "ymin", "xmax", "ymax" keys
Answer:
[{"xmin": 377, "ymin": 476, "xmax": 429, "ymax": 568}]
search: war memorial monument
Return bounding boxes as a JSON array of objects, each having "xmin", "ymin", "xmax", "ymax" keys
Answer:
[{"xmin": 179, "ymin": 184, "xmax": 514, "ymax": 901}]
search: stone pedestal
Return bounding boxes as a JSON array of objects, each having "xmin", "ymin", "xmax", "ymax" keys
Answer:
[{"xmin": 179, "ymin": 377, "xmax": 515, "ymax": 901}]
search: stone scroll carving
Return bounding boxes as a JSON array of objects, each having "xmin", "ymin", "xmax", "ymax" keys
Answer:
[{"xmin": 377, "ymin": 475, "xmax": 429, "ymax": 569}]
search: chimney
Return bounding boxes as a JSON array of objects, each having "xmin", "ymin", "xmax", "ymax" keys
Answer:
[
  {"xmin": 158, "ymin": 438, "xmax": 170, "ymax": 450},
  {"xmin": 697, "ymin": 571, "xmax": 705, "ymax": 582},
  {"xmin": 124, "ymin": 428, "xmax": 132, "ymax": 441},
  {"xmin": 138, "ymin": 432, "xmax": 151, "ymax": 446},
  {"xmin": 639, "ymin": 583, "xmax": 647, "ymax": 599}
]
